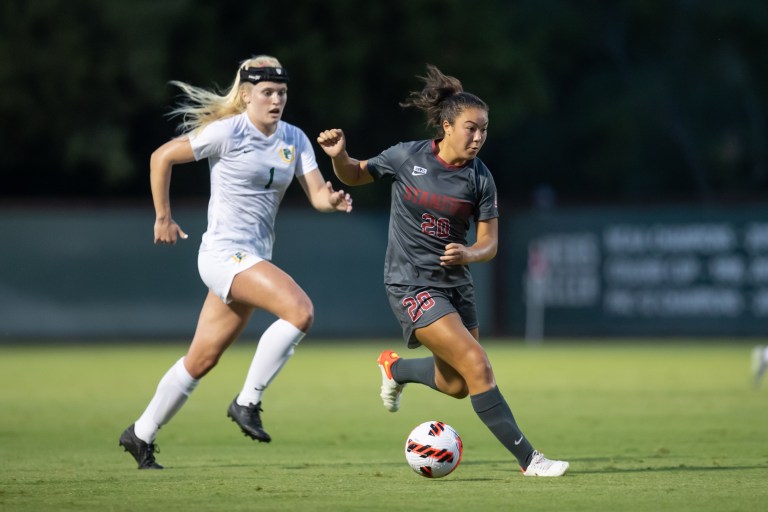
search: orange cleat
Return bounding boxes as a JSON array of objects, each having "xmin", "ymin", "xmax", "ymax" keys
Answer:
[{"xmin": 377, "ymin": 350, "xmax": 405, "ymax": 412}]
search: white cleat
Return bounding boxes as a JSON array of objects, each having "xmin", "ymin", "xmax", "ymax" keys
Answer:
[
  {"xmin": 377, "ymin": 350, "xmax": 405, "ymax": 412},
  {"xmin": 523, "ymin": 450, "xmax": 569, "ymax": 477}
]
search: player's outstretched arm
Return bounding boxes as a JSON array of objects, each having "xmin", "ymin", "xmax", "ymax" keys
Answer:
[
  {"xmin": 317, "ymin": 129, "xmax": 373, "ymax": 186},
  {"xmin": 297, "ymin": 170, "xmax": 353, "ymax": 213}
]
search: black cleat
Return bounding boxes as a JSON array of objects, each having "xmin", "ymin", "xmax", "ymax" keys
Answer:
[
  {"xmin": 227, "ymin": 397, "xmax": 271, "ymax": 443},
  {"xmin": 119, "ymin": 424, "xmax": 163, "ymax": 469}
]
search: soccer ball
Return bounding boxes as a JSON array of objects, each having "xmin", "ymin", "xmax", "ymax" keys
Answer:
[{"xmin": 404, "ymin": 421, "xmax": 463, "ymax": 478}]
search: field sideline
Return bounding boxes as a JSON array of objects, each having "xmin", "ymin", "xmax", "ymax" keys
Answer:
[{"xmin": 1, "ymin": 340, "xmax": 766, "ymax": 511}]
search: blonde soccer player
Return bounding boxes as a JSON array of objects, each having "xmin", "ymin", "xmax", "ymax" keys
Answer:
[{"xmin": 119, "ymin": 55, "xmax": 352, "ymax": 469}]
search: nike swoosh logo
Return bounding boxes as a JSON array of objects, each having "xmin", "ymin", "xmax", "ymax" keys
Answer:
[{"xmin": 514, "ymin": 435, "xmax": 524, "ymax": 445}]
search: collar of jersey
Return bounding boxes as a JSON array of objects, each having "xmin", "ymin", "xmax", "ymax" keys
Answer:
[{"xmin": 431, "ymin": 139, "xmax": 469, "ymax": 171}]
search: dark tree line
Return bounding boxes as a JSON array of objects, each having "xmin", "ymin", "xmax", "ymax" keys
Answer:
[{"xmin": 2, "ymin": 0, "xmax": 767, "ymax": 209}]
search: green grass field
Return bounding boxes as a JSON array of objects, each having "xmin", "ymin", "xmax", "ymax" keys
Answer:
[{"xmin": 1, "ymin": 340, "xmax": 766, "ymax": 511}]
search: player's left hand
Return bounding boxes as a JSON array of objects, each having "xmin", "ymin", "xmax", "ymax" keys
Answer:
[
  {"xmin": 326, "ymin": 181, "xmax": 353, "ymax": 213},
  {"xmin": 440, "ymin": 243, "xmax": 470, "ymax": 266}
]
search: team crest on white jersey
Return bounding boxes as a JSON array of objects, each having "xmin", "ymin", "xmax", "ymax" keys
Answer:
[
  {"xmin": 279, "ymin": 146, "xmax": 295, "ymax": 163},
  {"xmin": 232, "ymin": 251, "xmax": 247, "ymax": 263},
  {"xmin": 412, "ymin": 166, "xmax": 427, "ymax": 176}
]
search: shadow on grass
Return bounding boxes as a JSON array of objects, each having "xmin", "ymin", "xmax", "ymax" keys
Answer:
[
  {"xmin": 557, "ymin": 455, "xmax": 768, "ymax": 474},
  {"xmin": 178, "ymin": 459, "xmax": 502, "ymax": 480},
  {"xmin": 451, "ymin": 457, "xmax": 768, "ymax": 475},
  {"xmin": 577, "ymin": 464, "xmax": 768, "ymax": 474},
  {"xmin": 173, "ymin": 455, "xmax": 768, "ymax": 476}
]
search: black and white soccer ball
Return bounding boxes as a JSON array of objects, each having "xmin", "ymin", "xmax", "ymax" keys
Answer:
[{"xmin": 404, "ymin": 421, "xmax": 463, "ymax": 478}]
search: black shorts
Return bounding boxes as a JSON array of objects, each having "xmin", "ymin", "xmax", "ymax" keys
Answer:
[{"xmin": 385, "ymin": 283, "xmax": 478, "ymax": 349}]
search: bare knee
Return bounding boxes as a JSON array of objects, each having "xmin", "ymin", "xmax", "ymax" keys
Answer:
[
  {"xmin": 461, "ymin": 350, "xmax": 495, "ymax": 391},
  {"xmin": 184, "ymin": 350, "xmax": 221, "ymax": 379},
  {"xmin": 436, "ymin": 372, "xmax": 470, "ymax": 398},
  {"xmin": 435, "ymin": 351, "xmax": 488, "ymax": 398},
  {"xmin": 283, "ymin": 297, "xmax": 314, "ymax": 333},
  {"xmin": 446, "ymin": 384, "xmax": 470, "ymax": 399}
]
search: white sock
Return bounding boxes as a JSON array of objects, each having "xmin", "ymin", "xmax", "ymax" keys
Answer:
[
  {"xmin": 134, "ymin": 357, "xmax": 199, "ymax": 443},
  {"xmin": 237, "ymin": 319, "xmax": 305, "ymax": 406}
]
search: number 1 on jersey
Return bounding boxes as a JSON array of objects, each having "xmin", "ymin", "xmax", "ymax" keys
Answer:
[{"xmin": 265, "ymin": 167, "xmax": 275, "ymax": 189}]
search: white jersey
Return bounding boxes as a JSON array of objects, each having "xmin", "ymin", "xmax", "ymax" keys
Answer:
[{"xmin": 189, "ymin": 113, "xmax": 318, "ymax": 260}]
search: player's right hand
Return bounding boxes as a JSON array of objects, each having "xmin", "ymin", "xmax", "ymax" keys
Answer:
[
  {"xmin": 317, "ymin": 129, "xmax": 346, "ymax": 158},
  {"xmin": 154, "ymin": 218, "xmax": 188, "ymax": 245}
]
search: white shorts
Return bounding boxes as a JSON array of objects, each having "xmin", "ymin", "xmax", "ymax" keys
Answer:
[{"xmin": 198, "ymin": 249, "xmax": 264, "ymax": 304}]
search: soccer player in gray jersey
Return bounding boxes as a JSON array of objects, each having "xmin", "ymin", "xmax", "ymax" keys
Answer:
[
  {"xmin": 318, "ymin": 65, "xmax": 568, "ymax": 477},
  {"xmin": 118, "ymin": 55, "xmax": 352, "ymax": 469}
]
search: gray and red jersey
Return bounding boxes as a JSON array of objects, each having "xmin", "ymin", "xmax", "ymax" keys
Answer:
[{"xmin": 367, "ymin": 139, "xmax": 499, "ymax": 287}]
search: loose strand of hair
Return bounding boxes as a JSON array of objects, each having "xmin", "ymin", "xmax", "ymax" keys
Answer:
[
  {"xmin": 167, "ymin": 79, "xmax": 244, "ymax": 135},
  {"xmin": 400, "ymin": 64, "xmax": 464, "ymax": 129}
]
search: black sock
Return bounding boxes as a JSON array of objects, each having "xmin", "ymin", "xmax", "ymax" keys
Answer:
[
  {"xmin": 390, "ymin": 357, "xmax": 438, "ymax": 391},
  {"xmin": 471, "ymin": 386, "xmax": 534, "ymax": 468}
]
